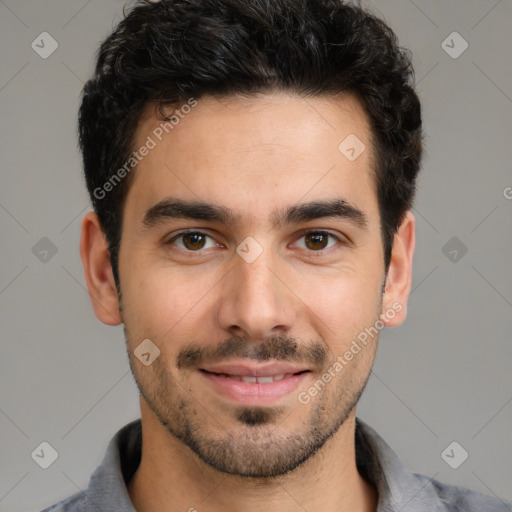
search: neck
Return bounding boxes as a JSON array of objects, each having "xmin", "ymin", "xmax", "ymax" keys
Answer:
[{"xmin": 128, "ymin": 398, "xmax": 377, "ymax": 512}]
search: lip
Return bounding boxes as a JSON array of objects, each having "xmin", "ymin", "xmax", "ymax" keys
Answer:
[{"xmin": 198, "ymin": 361, "xmax": 311, "ymax": 405}]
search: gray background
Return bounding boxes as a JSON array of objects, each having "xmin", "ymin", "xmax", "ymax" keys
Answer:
[{"xmin": 1, "ymin": 0, "xmax": 511, "ymax": 510}]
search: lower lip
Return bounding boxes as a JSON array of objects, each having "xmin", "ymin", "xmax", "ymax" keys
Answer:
[{"xmin": 199, "ymin": 370, "xmax": 310, "ymax": 405}]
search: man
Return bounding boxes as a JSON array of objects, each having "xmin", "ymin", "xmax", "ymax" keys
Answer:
[{"xmin": 43, "ymin": 0, "xmax": 511, "ymax": 510}]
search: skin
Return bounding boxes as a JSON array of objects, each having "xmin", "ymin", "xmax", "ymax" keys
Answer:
[{"xmin": 80, "ymin": 91, "xmax": 415, "ymax": 512}]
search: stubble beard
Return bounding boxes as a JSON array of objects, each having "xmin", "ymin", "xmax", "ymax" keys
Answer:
[{"xmin": 126, "ymin": 331, "xmax": 374, "ymax": 479}]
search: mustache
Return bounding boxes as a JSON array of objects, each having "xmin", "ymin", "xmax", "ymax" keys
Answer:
[{"xmin": 176, "ymin": 334, "xmax": 328, "ymax": 370}]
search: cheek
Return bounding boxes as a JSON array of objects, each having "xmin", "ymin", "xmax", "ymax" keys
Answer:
[
  {"xmin": 121, "ymin": 263, "xmax": 219, "ymax": 341},
  {"xmin": 306, "ymin": 271, "xmax": 382, "ymax": 335}
]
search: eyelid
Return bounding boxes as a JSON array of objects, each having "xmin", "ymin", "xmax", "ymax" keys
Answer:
[
  {"xmin": 290, "ymin": 229, "xmax": 350, "ymax": 254},
  {"xmin": 165, "ymin": 229, "xmax": 223, "ymax": 250},
  {"xmin": 292, "ymin": 228, "xmax": 350, "ymax": 245}
]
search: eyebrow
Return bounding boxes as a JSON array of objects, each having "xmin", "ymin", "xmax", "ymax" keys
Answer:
[{"xmin": 142, "ymin": 197, "xmax": 367, "ymax": 230}]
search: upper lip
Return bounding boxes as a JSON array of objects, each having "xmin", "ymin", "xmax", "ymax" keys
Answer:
[{"xmin": 200, "ymin": 361, "xmax": 311, "ymax": 377}]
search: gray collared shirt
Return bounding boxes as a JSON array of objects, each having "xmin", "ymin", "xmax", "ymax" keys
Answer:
[{"xmin": 41, "ymin": 418, "xmax": 511, "ymax": 511}]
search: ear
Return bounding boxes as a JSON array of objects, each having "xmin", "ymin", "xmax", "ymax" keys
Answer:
[
  {"xmin": 79, "ymin": 211, "xmax": 123, "ymax": 326},
  {"xmin": 381, "ymin": 210, "xmax": 415, "ymax": 327}
]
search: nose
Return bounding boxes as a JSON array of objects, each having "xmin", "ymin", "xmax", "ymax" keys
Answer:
[{"xmin": 216, "ymin": 247, "xmax": 298, "ymax": 341}]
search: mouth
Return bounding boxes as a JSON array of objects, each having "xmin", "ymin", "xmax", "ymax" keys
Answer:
[{"xmin": 198, "ymin": 362, "xmax": 312, "ymax": 405}]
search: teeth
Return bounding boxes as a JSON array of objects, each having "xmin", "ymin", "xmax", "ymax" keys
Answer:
[
  {"xmin": 256, "ymin": 376, "xmax": 273, "ymax": 383},
  {"xmin": 234, "ymin": 373, "xmax": 290, "ymax": 383},
  {"xmin": 209, "ymin": 372, "xmax": 301, "ymax": 383}
]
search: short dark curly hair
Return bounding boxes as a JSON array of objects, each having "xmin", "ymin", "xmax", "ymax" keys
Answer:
[{"xmin": 79, "ymin": 0, "xmax": 423, "ymax": 289}]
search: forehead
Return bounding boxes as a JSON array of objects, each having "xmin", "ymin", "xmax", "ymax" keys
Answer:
[{"xmin": 125, "ymin": 92, "xmax": 378, "ymax": 226}]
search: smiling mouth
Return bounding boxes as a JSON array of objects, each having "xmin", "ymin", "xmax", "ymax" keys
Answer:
[{"xmin": 199, "ymin": 369, "xmax": 310, "ymax": 384}]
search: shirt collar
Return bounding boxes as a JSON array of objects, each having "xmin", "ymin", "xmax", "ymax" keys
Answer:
[
  {"xmin": 85, "ymin": 419, "xmax": 141, "ymax": 512},
  {"xmin": 355, "ymin": 419, "xmax": 442, "ymax": 511}
]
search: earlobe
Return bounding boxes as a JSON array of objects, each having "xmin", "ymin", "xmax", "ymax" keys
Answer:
[
  {"xmin": 79, "ymin": 211, "xmax": 123, "ymax": 326},
  {"xmin": 381, "ymin": 211, "xmax": 415, "ymax": 327}
]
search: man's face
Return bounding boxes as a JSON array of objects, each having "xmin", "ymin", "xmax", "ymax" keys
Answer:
[{"xmin": 116, "ymin": 92, "xmax": 392, "ymax": 477}]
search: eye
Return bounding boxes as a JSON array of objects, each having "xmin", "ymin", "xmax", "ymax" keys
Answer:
[
  {"xmin": 293, "ymin": 231, "xmax": 342, "ymax": 252},
  {"xmin": 166, "ymin": 231, "xmax": 220, "ymax": 252},
  {"xmin": 165, "ymin": 229, "xmax": 345, "ymax": 255}
]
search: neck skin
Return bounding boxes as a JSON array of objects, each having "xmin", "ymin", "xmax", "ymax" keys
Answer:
[{"xmin": 128, "ymin": 397, "xmax": 378, "ymax": 512}]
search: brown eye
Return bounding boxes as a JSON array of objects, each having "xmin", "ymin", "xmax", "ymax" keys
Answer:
[
  {"xmin": 304, "ymin": 232, "xmax": 329, "ymax": 250},
  {"xmin": 182, "ymin": 233, "xmax": 207, "ymax": 250},
  {"xmin": 167, "ymin": 231, "xmax": 218, "ymax": 252},
  {"xmin": 293, "ymin": 230, "xmax": 346, "ymax": 255}
]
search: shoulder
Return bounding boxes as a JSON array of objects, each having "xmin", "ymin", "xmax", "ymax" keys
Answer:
[
  {"xmin": 354, "ymin": 418, "xmax": 511, "ymax": 511},
  {"xmin": 39, "ymin": 419, "xmax": 141, "ymax": 512},
  {"xmin": 39, "ymin": 491, "xmax": 89, "ymax": 512},
  {"xmin": 421, "ymin": 473, "xmax": 512, "ymax": 511}
]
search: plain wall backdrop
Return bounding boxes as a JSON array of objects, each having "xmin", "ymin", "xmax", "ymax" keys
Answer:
[{"xmin": 0, "ymin": 1, "xmax": 511, "ymax": 510}]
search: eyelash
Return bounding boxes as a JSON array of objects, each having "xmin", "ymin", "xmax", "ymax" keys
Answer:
[{"xmin": 165, "ymin": 229, "xmax": 347, "ymax": 256}]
